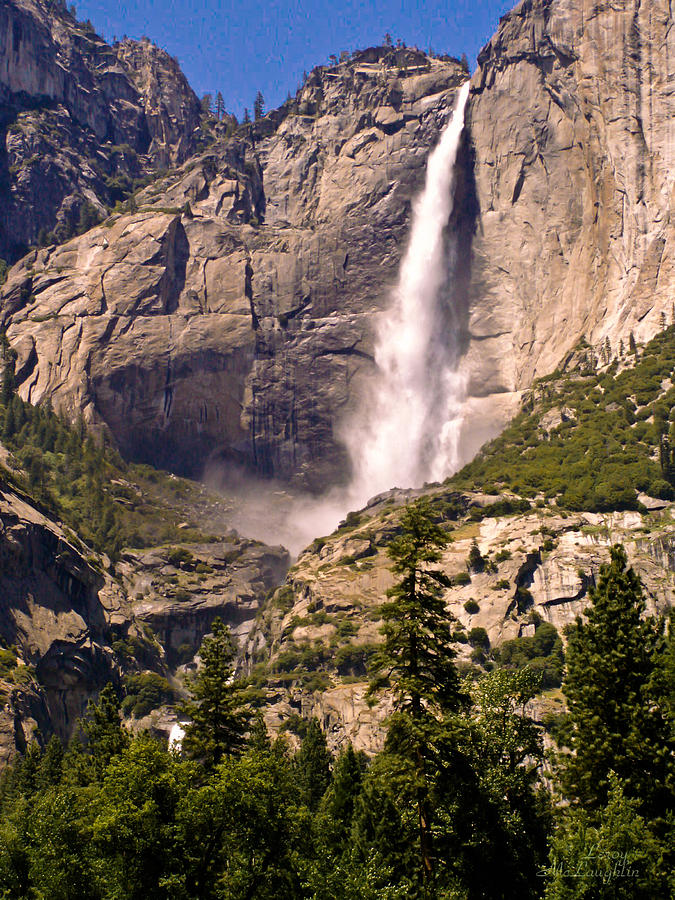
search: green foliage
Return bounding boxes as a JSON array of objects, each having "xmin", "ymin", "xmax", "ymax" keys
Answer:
[
  {"xmin": 166, "ymin": 547, "xmax": 195, "ymax": 569},
  {"xmin": 463, "ymin": 599, "xmax": 480, "ymax": 614},
  {"xmin": 80, "ymin": 684, "xmax": 130, "ymax": 780},
  {"xmin": 495, "ymin": 621, "xmax": 565, "ymax": 688},
  {"xmin": 468, "ymin": 626, "xmax": 489, "ymax": 648},
  {"xmin": 0, "ymin": 647, "xmax": 18, "ymax": 678},
  {"xmin": 369, "ymin": 498, "xmax": 461, "ymax": 716},
  {"xmin": 121, "ymin": 673, "xmax": 175, "ymax": 719},
  {"xmin": 452, "ymin": 327, "xmax": 675, "ymax": 510},
  {"xmin": 467, "ymin": 537, "xmax": 485, "ymax": 573},
  {"xmin": 76, "ymin": 200, "xmax": 103, "ymax": 235},
  {"xmin": 451, "ymin": 570, "xmax": 471, "ymax": 586},
  {"xmin": 181, "ymin": 618, "xmax": 251, "ymax": 767},
  {"xmin": 334, "ymin": 642, "xmax": 376, "ymax": 676},
  {"xmin": 0, "ymin": 365, "xmax": 217, "ymax": 558},
  {"xmin": 545, "ymin": 774, "xmax": 672, "ymax": 900},
  {"xmin": 561, "ymin": 546, "xmax": 673, "ymax": 818},
  {"xmin": 274, "ymin": 584, "xmax": 295, "ymax": 611},
  {"xmin": 296, "ymin": 718, "xmax": 332, "ymax": 811}
]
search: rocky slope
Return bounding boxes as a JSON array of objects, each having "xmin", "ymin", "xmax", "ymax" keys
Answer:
[
  {"xmin": 0, "ymin": 0, "xmax": 201, "ymax": 260},
  {"xmin": 0, "ymin": 468, "xmax": 288, "ymax": 764},
  {"xmin": 252, "ymin": 488, "xmax": 675, "ymax": 753},
  {"xmin": 1, "ymin": 48, "xmax": 468, "ymax": 484},
  {"xmin": 0, "ymin": 476, "xmax": 128, "ymax": 764},
  {"xmin": 462, "ymin": 0, "xmax": 675, "ymax": 432}
]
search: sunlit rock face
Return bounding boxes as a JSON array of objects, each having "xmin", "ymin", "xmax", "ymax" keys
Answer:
[
  {"xmin": 1, "ymin": 49, "xmax": 467, "ymax": 488},
  {"xmin": 463, "ymin": 0, "xmax": 675, "ymax": 416},
  {"xmin": 4, "ymin": 0, "xmax": 675, "ymax": 496},
  {"xmin": 0, "ymin": 0, "xmax": 201, "ymax": 261}
]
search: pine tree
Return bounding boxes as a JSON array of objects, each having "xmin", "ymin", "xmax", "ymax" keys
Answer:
[
  {"xmin": 181, "ymin": 618, "xmax": 251, "ymax": 767},
  {"xmin": 629, "ymin": 331, "xmax": 637, "ymax": 356},
  {"xmin": 37, "ymin": 735, "xmax": 64, "ymax": 788},
  {"xmin": 253, "ymin": 90, "xmax": 265, "ymax": 120},
  {"xmin": 316, "ymin": 742, "xmax": 365, "ymax": 853},
  {"xmin": 1, "ymin": 341, "xmax": 16, "ymax": 407},
  {"xmin": 215, "ymin": 91, "xmax": 225, "ymax": 121},
  {"xmin": 296, "ymin": 717, "xmax": 331, "ymax": 811},
  {"xmin": 467, "ymin": 537, "xmax": 485, "ymax": 573},
  {"xmin": 247, "ymin": 711, "xmax": 271, "ymax": 753},
  {"xmin": 561, "ymin": 545, "xmax": 673, "ymax": 819},
  {"xmin": 3, "ymin": 402, "xmax": 15, "ymax": 440},
  {"xmin": 81, "ymin": 684, "xmax": 129, "ymax": 778},
  {"xmin": 369, "ymin": 498, "xmax": 462, "ymax": 893},
  {"xmin": 545, "ymin": 774, "xmax": 669, "ymax": 900},
  {"xmin": 371, "ymin": 498, "xmax": 460, "ymax": 715},
  {"xmin": 242, "ymin": 107, "xmax": 251, "ymax": 124}
]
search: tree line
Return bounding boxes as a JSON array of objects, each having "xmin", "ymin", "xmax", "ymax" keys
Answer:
[{"xmin": 0, "ymin": 499, "xmax": 672, "ymax": 898}]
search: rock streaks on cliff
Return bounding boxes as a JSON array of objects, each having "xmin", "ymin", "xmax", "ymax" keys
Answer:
[
  {"xmin": 2, "ymin": 49, "xmax": 466, "ymax": 484},
  {"xmin": 464, "ymin": 0, "xmax": 675, "ymax": 418}
]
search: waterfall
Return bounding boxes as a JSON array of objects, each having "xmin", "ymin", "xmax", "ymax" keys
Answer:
[
  {"xmin": 345, "ymin": 81, "xmax": 471, "ymax": 504},
  {"xmin": 213, "ymin": 83, "xmax": 472, "ymax": 555}
]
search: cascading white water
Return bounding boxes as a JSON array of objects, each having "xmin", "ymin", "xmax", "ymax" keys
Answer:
[
  {"xmin": 345, "ymin": 81, "xmax": 471, "ymax": 505},
  {"xmin": 212, "ymin": 83, "xmax": 472, "ymax": 555}
]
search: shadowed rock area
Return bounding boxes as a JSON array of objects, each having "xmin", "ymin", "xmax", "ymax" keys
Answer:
[{"xmin": 1, "ymin": 48, "xmax": 468, "ymax": 487}]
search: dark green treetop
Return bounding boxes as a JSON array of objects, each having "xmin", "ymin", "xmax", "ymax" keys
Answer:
[
  {"xmin": 370, "ymin": 498, "xmax": 461, "ymax": 717},
  {"xmin": 562, "ymin": 545, "xmax": 673, "ymax": 818},
  {"xmin": 181, "ymin": 618, "xmax": 251, "ymax": 768}
]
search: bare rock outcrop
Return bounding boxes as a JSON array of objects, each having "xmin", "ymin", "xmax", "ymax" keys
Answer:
[
  {"xmin": 463, "ymin": 0, "xmax": 675, "ymax": 422},
  {"xmin": 253, "ymin": 492, "xmax": 675, "ymax": 752},
  {"xmin": 0, "ymin": 0, "xmax": 201, "ymax": 260},
  {"xmin": 0, "ymin": 477, "xmax": 128, "ymax": 764},
  {"xmin": 1, "ymin": 50, "xmax": 467, "ymax": 485}
]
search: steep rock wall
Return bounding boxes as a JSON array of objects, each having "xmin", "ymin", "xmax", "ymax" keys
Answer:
[
  {"xmin": 463, "ymin": 0, "xmax": 675, "ymax": 418},
  {"xmin": 0, "ymin": 0, "xmax": 201, "ymax": 259},
  {"xmin": 1, "ymin": 50, "xmax": 468, "ymax": 486}
]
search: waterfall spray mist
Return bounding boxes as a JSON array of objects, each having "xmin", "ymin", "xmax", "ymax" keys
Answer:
[
  {"xmin": 208, "ymin": 83, "xmax": 472, "ymax": 555},
  {"xmin": 345, "ymin": 81, "xmax": 471, "ymax": 505}
]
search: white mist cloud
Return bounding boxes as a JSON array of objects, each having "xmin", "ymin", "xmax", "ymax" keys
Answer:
[{"xmin": 207, "ymin": 83, "xmax": 474, "ymax": 556}]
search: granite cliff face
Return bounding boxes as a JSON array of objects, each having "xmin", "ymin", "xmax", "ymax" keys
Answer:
[
  {"xmin": 462, "ymin": 0, "xmax": 675, "ymax": 426},
  {"xmin": 0, "ymin": 0, "xmax": 201, "ymax": 260},
  {"xmin": 1, "ymin": 49, "xmax": 468, "ymax": 485},
  {"xmin": 4, "ymin": 0, "xmax": 675, "ymax": 491},
  {"xmin": 0, "ymin": 469, "xmax": 288, "ymax": 764}
]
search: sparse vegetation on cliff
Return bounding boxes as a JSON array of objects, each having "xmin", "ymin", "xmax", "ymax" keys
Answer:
[
  {"xmin": 0, "ymin": 343, "xmax": 220, "ymax": 559},
  {"xmin": 452, "ymin": 327, "xmax": 675, "ymax": 510}
]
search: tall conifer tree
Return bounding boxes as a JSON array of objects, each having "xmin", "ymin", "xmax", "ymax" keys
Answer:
[
  {"xmin": 369, "ymin": 498, "xmax": 462, "ymax": 894},
  {"xmin": 562, "ymin": 545, "xmax": 673, "ymax": 819},
  {"xmin": 182, "ymin": 618, "xmax": 251, "ymax": 767}
]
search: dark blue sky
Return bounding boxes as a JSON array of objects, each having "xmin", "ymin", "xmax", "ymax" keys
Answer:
[{"xmin": 75, "ymin": 0, "xmax": 515, "ymax": 116}]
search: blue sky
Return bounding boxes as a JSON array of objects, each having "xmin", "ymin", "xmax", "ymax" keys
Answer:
[{"xmin": 75, "ymin": 0, "xmax": 515, "ymax": 116}]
